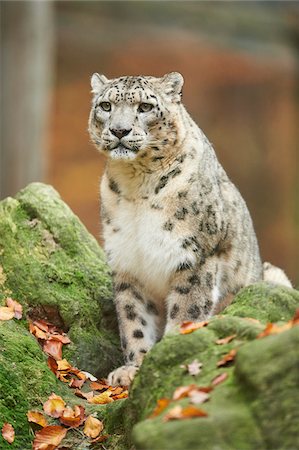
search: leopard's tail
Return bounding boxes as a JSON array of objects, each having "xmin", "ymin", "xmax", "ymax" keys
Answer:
[{"xmin": 263, "ymin": 262, "xmax": 292, "ymax": 288}]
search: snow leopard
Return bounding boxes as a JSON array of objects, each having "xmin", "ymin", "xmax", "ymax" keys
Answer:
[{"xmin": 88, "ymin": 72, "xmax": 292, "ymax": 386}]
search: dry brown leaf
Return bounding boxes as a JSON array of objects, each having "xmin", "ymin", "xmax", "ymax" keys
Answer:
[
  {"xmin": 185, "ymin": 359, "xmax": 202, "ymax": 376},
  {"xmin": 74, "ymin": 389, "xmax": 94, "ymax": 401},
  {"xmin": 56, "ymin": 359, "xmax": 72, "ymax": 372},
  {"xmin": 30, "ymin": 323, "xmax": 49, "ymax": 340},
  {"xmin": 83, "ymin": 415, "xmax": 104, "ymax": 439},
  {"xmin": 91, "ymin": 381, "xmax": 109, "ymax": 391},
  {"xmin": 69, "ymin": 378, "xmax": 85, "ymax": 389},
  {"xmin": 112, "ymin": 390, "xmax": 129, "ymax": 400},
  {"xmin": 91, "ymin": 434, "xmax": 109, "ymax": 444},
  {"xmin": 43, "ymin": 339, "xmax": 63, "ymax": 361},
  {"xmin": 173, "ymin": 385, "xmax": 196, "ymax": 401},
  {"xmin": 217, "ymin": 349, "xmax": 237, "ymax": 367},
  {"xmin": 211, "ymin": 372, "xmax": 228, "ymax": 386},
  {"xmin": 292, "ymin": 308, "xmax": 299, "ymax": 324},
  {"xmin": 43, "ymin": 393, "xmax": 66, "ymax": 418},
  {"xmin": 49, "ymin": 334, "xmax": 71, "ymax": 345},
  {"xmin": 87, "ymin": 391, "xmax": 113, "ymax": 404},
  {"xmin": 32, "ymin": 425, "xmax": 67, "ymax": 450},
  {"xmin": 180, "ymin": 320, "xmax": 209, "ymax": 335},
  {"xmin": 59, "ymin": 405, "xmax": 85, "ymax": 428},
  {"xmin": 0, "ymin": 306, "xmax": 14, "ymax": 321},
  {"xmin": 80, "ymin": 371, "xmax": 97, "ymax": 381},
  {"xmin": 216, "ymin": 334, "xmax": 237, "ymax": 345},
  {"xmin": 163, "ymin": 405, "xmax": 208, "ymax": 421},
  {"xmin": 6, "ymin": 298, "xmax": 23, "ymax": 319},
  {"xmin": 150, "ymin": 398, "xmax": 171, "ymax": 418},
  {"xmin": 2, "ymin": 422, "xmax": 15, "ymax": 444},
  {"xmin": 27, "ymin": 410, "xmax": 48, "ymax": 428}
]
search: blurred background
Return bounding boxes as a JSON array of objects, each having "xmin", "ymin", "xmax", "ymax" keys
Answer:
[{"xmin": 1, "ymin": 1, "xmax": 298, "ymax": 285}]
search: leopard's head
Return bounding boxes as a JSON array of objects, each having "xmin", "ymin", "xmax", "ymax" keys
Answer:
[{"xmin": 88, "ymin": 72, "xmax": 184, "ymax": 160}]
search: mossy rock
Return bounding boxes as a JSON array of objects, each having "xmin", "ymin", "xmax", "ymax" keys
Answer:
[
  {"xmin": 129, "ymin": 284, "xmax": 299, "ymax": 450},
  {"xmin": 0, "ymin": 182, "xmax": 122, "ymax": 378}
]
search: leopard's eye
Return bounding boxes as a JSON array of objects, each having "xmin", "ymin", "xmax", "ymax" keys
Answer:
[
  {"xmin": 138, "ymin": 103, "xmax": 153, "ymax": 113},
  {"xmin": 99, "ymin": 102, "xmax": 111, "ymax": 112}
]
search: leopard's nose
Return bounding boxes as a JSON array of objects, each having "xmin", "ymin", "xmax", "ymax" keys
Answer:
[{"xmin": 110, "ymin": 128, "xmax": 132, "ymax": 139}]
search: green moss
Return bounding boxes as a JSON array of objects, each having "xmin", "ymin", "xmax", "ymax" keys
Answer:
[
  {"xmin": 0, "ymin": 320, "xmax": 70, "ymax": 450},
  {"xmin": 0, "ymin": 183, "xmax": 121, "ymax": 377},
  {"xmin": 224, "ymin": 283, "xmax": 299, "ymax": 322}
]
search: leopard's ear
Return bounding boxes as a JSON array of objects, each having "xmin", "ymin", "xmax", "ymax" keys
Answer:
[
  {"xmin": 91, "ymin": 73, "xmax": 109, "ymax": 94},
  {"xmin": 161, "ymin": 72, "xmax": 184, "ymax": 103}
]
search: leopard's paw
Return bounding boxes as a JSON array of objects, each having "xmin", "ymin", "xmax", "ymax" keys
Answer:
[{"xmin": 107, "ymin": 365, "xmax": 139, "ymax": 387}]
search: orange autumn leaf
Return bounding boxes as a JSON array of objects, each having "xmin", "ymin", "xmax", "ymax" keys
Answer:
[
  {"xmin": 292, "ymin": 308, "xmax": 299, "ymax": 324},
  {"xmin": 49, "ymin": 334, "xmax": 71, "ymax": 345},
  {"xmin": 180, "ymin": 320, "xmax": 209, "ymax": 335},
  {"xmin": 59, "ymin": 405, "xmax": 85, "ymax": 428},
  {"xmin": 87, "ymin": 390, "xmax": 113, "ymax": 404},
  {"xmin": 216, "ymin": 334, "xmax": 237, "ymax": 345},
  {"xmin": 43, "ymin": 339, "xmax": 63, "ymax": 360},
  {"xmin": 150, "ymin": 398, "xmax": 171, "ymax": 418},
  {"xmin": 173, "ymin": 385, "xmax": 197, "ymax": 401},
  {"xmin": 163, "ymin": 405, "xmax": 208, "ymax": 421},
  {"xmin": 27, "ymin": 410, "xmax": 48, "ymax": 428},
  {"xmin": 43, "ymin": 393, "xmax": 66, "ymax": 418},
  {"xmin": 258, "ymin": 322, "xmax": 293, "ymax": 338},
  {"xmin": 211, "ymin": 372, "xmax": 228, "ymax": 386},
  {"xmin": 90, "ymin": 381, "xmax": 109, "ymax": 391},
  {"xmin": 32, "ymin": 319, "xmax": 50, "ymax": 332},
  {"xmin": 173, "ymin": 385, "xmax": 210, "ymax": 404},
  {"xmin": 69, "ymin": 378, "xmax": 85, "ymax": 389},
  {"xmin": 0, "ymin": 306, "xmax": 14, "ymax": 321},
  {"xmin": 6, "ymin": 298, "xmax": 23, "ymax": 319},
  {"xmin": 47, "ymin": 357, "xmax": 58, "ymax": 376},
  {"xmin": 91, "ymin": 434, "xmax": 109, "ymax": 444},
  {"xmin": 112, "ymin": 390, "xmax": 129, "ymax": 400},
  {"xmin": 32, "ymin": 425, "xmax": 67, "ymax": 450},
  {"xmin": 56, "ymin": 359, "xmax": 72, "ymax": 372},
  {"xmin": 2, "ymin": 422, "xmax": 15, "ymax": 444},
  {"xmin": 217, "ymin": 349, "xmax": 237, "ymax": 367},
  {"xmin": 30, "ymin": 323, "xmax": 48, "ymax": 340},
  {"xmin": 83, "ymin": 415, "xmax": 104, "ymax": 439}
]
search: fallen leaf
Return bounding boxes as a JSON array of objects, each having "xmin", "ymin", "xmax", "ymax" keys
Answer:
[
  {"xmin": 91, "ymin": 381, "xmax": 109, "ymax": 391},
  {"xmin": 258, "ymin": 322, "xmax": 293, "ymax": 338},
  {"xmin": 57, "ymin": 359, "xmax": 72, "ymax": 372},
  {"xmin": 91, "ymin": 434, "xmax": 109, "ymax": 443},
  {"xmin": 49, "ymin": 334, "xmax": 71, "ymax": 344},
  {"xmin": 47, "ymin": 357, "xmax": 58, "ymax": 376},
  {"xmin": 43, "ymin": 393, "xmax": 66, "ymax": 418},
  {"xmin": 87, "ymin": 391, "xmax": 113, "ymax": 404},
  {"xmin": 6, "ymin": 298, "xmax": 23, "ymax": 319},
  {"xmin": 216, "ymin": 334, "xmax": 237, "ymax": 345},
  {"xmin": 112, "ymin": 390, "xmax": 129, "ymax": 400},
  {"xmin": 74, "ymin": 389, "xmax": 94, "ymax": 401},
  {"xmin": 217, "ymin": 349, "xmax": 237, "ymax": 367},
  {"xmin": 2, "ymin": 422, "xmax": 15, "ymax": 444},
  {"xmin": 0, "ymin": 306, "xmax": 14, "ymax": 321},
  {"xmin": 69, "ymin": 378, "xmax": 85, "ymax": 389},
  {"xmin": 80, "ymin": 371, "xmax": 97, "ymax": 381},
  {"xmin": 211, "ymin": 372, "xmax": 228, "ymax": 386},
  {"xmin": 180, "ymin": 320, "xmax": 209, "ymax": 335},
  {"xmin": 59, "ymin": 405, "xmax": 85, "ymax": 428},
  {"xmin": 292, "ymin": 308, "xmax": 299, "ymax": 324},
  {"xmin": 32, "ymin": 425, "xmax": 67, "ymax": 450},
  {"xmin": 83, "ymin": 415, "xmax": 103, "ymax": 439},
  {"xmin": 32, "ymin": 319, "xmax": 50, "ymax": 332},
  {"xmin": 30, "ymin": 323, "xmax": 49, "ymax": 340},
  {"xmin": 27, "ymin": 410, "xmax": 48, "ymax": 428},
  {"xmin": 173, "ymin": 385, "xmax": 196, "ymax": 401},
  {"xmin": 164, "ymin": 405, "xmax": 208, "ymax": 421},
  {"xmin": 43, "ymin": 339, "xmax": 63, "ymax": 360},
  {"xmin": 150, "ymin": 398, "xmax": 171, "ymax": 418},
  {"xmin": 189, "ymin": 390, "xmax": 210, "ymax": 405},
  {"xmin": 173, "ymin": 385, "xmax": 209, "ymax": 404},
  {"xmin": 186, "ymin": 359, "xmax": 202, "ymax": 376}
]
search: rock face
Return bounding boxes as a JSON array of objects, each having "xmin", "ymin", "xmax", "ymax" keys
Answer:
[
  {"xmin": 0, "ymin": 183, "xmax": 122, "ymax": 377},
  {"xmin": 0, "ymin": 183, "xmax": 298, "ymax": 450}
]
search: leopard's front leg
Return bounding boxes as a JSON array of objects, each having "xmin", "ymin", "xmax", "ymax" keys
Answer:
[
  {"xmin": 165, "ymin": 259, "xmax": 218, "ymax": 333},
  {"xmin": 107, "ymin": 273, "xmax": 160, "ymax": 386}
]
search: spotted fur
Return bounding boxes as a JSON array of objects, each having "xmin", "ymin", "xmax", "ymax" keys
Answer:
[{"xmin": 88, "ymin": 72, "xmax": 292, "ymax": 386}]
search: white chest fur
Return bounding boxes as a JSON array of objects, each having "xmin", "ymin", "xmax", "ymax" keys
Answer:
[{"xmin": 104, "ymin": 198, "xmax": 196, "ymax": 301}]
